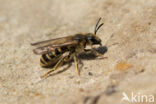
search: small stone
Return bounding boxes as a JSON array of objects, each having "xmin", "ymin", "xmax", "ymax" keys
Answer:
[{"xmin": 88, "ymin": 72, "xmax": 93, "ymax": 76}]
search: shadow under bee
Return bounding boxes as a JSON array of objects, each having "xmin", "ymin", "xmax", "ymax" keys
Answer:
[{"xmin": 45, "ymin": 46, "xmax": 108, "ymax": 77}]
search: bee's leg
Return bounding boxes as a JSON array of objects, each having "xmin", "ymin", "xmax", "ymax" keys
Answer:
[
  {"xmin": 84, "ymin": 48, "xmax": 101, "ymax": 56},
  {"xmin": 84, "ymin": 49, "xmax": 92, "ymax": 53},
  {"xmin": 40, "ymin": 56, "xmax": 66, "ymax": 79},
  {"xmin": 64, "ymin": 55, "xmax": 71, "ymax": 62},
  {"xmin": 64, "ymin": 52, "xmax": 82, "ymax": 75},
  {"xmin": 73, "ymin": 55, "xmax": 80, "ymax": 76}
]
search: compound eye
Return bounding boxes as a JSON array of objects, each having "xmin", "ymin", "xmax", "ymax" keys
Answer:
[
  {"xmin": 90, "ymin": 37, "xmax": 97, "ymax": 43},
  {"xmin": 87, "ymin": 36, "xmax": 100, "ymax": 44},
  {"xmin": 87, "ymin": 35, "xmax": 94, "ymax": 40}
]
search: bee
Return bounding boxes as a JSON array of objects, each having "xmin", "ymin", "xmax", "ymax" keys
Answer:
[{"xmin": 31, "ymin": 18, "xmax": 104, "ymax": 79}]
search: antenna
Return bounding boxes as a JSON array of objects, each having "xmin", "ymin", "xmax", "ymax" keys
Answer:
[{"xmin": 94, "ymin": 17, "xmax": 104, "ymax": 35}]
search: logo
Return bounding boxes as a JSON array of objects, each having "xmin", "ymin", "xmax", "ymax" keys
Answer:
[{"xmin": 121, "ymin": 92, "xmax": 154, "ymax": 103}]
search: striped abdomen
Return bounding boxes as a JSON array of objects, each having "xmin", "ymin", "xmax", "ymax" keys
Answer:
[{"xmin": 40, "ymin": 46, "xmax": 72, "ymax": 67}]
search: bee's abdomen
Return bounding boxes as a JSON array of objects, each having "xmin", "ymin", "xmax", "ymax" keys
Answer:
[{"xmin": 40, "ymin": 47, "xmax": 67, "ymax": 67}]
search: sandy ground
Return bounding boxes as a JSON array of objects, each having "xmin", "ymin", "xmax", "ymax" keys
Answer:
[{"xmin": 0, "ymin": 0, "xmax": 156, "ymax": 104}]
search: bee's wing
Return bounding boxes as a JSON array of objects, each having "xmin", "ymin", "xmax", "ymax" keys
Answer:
[
  {"xmin": 31, "ymin": 36, "xmax": 78, "ymax": 55},
  {"xmin": 31, "ymin": 36, "xmax": 73, "ymax": 47},
  {"xmin": 32, "ymin": 45, "xmax": 55, "ymax": 55}
]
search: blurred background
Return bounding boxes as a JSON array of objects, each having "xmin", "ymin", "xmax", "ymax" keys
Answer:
[{"xmin": 0, "ymin": 0, "xmax": 155, "ymax": 104}]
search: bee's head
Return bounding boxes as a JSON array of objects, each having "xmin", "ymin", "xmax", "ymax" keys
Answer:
[
  {"xmin": 86, "ymin": 33, "xmax": 102, "ymax": 46},
  {"xmin": 86, "ymin": 18, "xmax": 103, "ymax": 46}
]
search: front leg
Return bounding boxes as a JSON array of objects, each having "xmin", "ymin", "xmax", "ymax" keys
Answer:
[
  {"xmin": 84, "ymin": 49, "xmax": 92, "ymax": 53},
  {"xmin": 73, "ymin": 54, "xmax": 80, "ymax": 76}
]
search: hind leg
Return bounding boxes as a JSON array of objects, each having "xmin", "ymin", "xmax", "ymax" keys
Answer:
[{"xmin": 40, "ymin": 52, "xmax": 69, "ymax": 79}]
